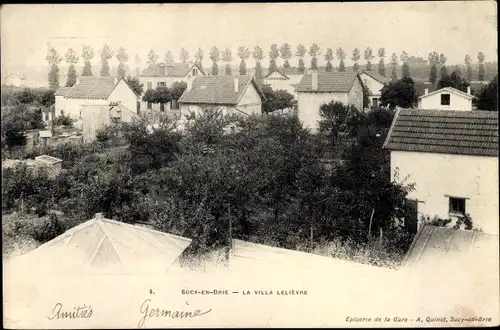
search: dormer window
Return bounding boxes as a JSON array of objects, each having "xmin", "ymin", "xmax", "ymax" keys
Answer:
[
  {"xmin": 193, "ymin": 69, "xmax": 198, "ymax": 76},
  {"xmin": 159, "ymin": 65, "xmax": 166, "ymax": 76}
]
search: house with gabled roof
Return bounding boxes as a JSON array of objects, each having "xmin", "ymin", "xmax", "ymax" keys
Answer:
[
  {"xmin": 295, "ymin": 71, "xmax": 363, "ymax": 133},
  {"xmin": 359, "ymin": 70, "xmax": 390, "ymax": 108},
  {"xmin": 178, "ymin": 75, "xmax": 266, "ymax": 117},
  {"xmin": 418, "ymin": 86, "xmax": 474, "ymax": 111},
  {"xmin": 138, "ymin": 62, "xmax": 205, "ymax": 112},
  {"xmin": 54, "ymin": 76, "xmax": 140, "ymax": 120},
  {"xmin": 264, "ymin": 67, "xmax": 305, "ymax": 97},
  {"xmin": 383, "ymin": 109, "xmax": 499, "ymax": 235}
]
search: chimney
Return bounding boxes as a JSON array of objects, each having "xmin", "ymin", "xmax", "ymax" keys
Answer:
[
  {"xmin": 467, "ymin": 86, "xmax": 471, "ymax": 95},
  {"xmin": 311, "ymin": 70, "xmax": 318, "ymax": 91},
  {"xmin": 95, "ymin": 213, "xmax": 103, "ymax": 219},
  {"xmin": 186, "ymin": 76, "xmax": 193, "ymax": 91},
  {"xmin": 424, "ymin": 88, "xmax": 428, "ymax": 95},
  {"xmin": 234, "ymin": 77, "xmax": 239, "ymax": 93}
]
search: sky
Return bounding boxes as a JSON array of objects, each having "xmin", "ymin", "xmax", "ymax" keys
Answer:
[{"xmin": 0, "ymin": 2, "xmax": 497, "ymax": 73}]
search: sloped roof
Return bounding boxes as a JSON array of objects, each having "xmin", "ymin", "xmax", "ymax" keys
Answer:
[
  {"xmin": 383, "ymin": 109, "xmax": 498, "ymax": 157},
  {"xmin": 10, "ymin": 215, "xmax": 192, "ymax": 274},
  {"xmin": 296, "ymin": 72, "xmax": 359, "ymax": 93},
  {"xmin": 265, "ymin": 67, "xmax": 305, "ymax": 78},
  {"xmin": 139, "ymin": 62, "xmax": 204, "ymax": 77},
  {"xmin": 418, "ymin": 86, "xmax": 473, "ymax": 100},
  {"xmin": 360, "ymin": 70, "xmax": 390, "ymax": 84},
  {"xmin": 54, "ymin": 86, "xmax": 72, "ymax": 96},
  {"xmin": 403, "ymin": 225, "xmax": 499, "ymax": 269},
  {"xmin": 64, "ymin": 77, "xmax": 119, "ymax": 100},
  {"xmin": 178, "ymin": 75, "xmax": 265, "ymax": 105}
]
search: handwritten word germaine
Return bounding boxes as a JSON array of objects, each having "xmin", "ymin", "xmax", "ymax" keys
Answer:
[
  {"xmin": 47, "ymin": 303, "xmax": 93, "ymax": 320},
  {"xmin": 138, "ymin": 298, "xmax": 212, "ymax": 328}
]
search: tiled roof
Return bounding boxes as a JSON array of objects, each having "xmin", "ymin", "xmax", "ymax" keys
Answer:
[
  {"xmin": 296, "ymin": 72, "xmax": 359, "ymax": 93},
  {"xmin": 54, "ymin": 86, "xmax": 72, "ymax": 96},
  {"xmin": 360, "ymin": 70, "xmax": 390, "ymax": 84},
  {"xmin": 139, "ymin": 62, "xmax": 204, "ymax": 77},
  {"xmin": 418, "ymin": 86, "xmax": 473, "ymax": 100},
  {"xmin": 65, "ymin": 77, "xmax": 118, "ymax": 100},
  {"xmin": 265, "ymin": 67, "xmax": 304, "ymax": 78},
  {"xmin": 403, "ymin": 225, "xmax": 499, "ymax": 269},
  {"xmin": 178, "ymin": 75, "xmax": 265, "ymax": 105},
  {"xmin": 383, "ymin": 109, "xmax": 498, "ymax": 157}
]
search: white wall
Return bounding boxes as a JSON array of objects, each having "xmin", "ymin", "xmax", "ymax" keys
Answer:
[
  {"xmin": 390, "ymin": 150, "xmax": 499, "ymax": 234},
  {"xmin": 237, "ymin": 83, "xmax": 262, "ymax": 115},
  {"xmin": 63, "ymin": 98, "xmax": 104, "ymax": 120},
  {"xmin": 55, "ymin": 95, "xmax": 69, "ymax": 117},
  {"xmin": 418, "ymin": 91, "xmax": 472, "ymax": 111},
  {"xmin": 297, "ymin": 92, "xmax": 348, "ymax": 133},
  {"xmin": 107, "ymin": 79, "xmax": 138, "ymax": 114},
  {"xmin": 360, "ymin": 73, "xmax": 384, "ymax": 96},
  {"xmin": 264, "ymin": 73, "xmax": 303, "ymax": 97}
]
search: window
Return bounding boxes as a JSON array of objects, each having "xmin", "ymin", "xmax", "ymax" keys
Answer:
[
  {"xmin": 147, "ymin": 102, "xmax": 152, "ymax": 110},
  {"xmin": 372, "ymin": 98, "xmax": 379, "ymax": 107},
  {"xmin": 449, "ymin": 197, "xmax": 466, "ymax": 215},
  {"xmin": 160, "ymin": 103, "xmax": 165, "ymax": 112},
  {"xmin": 441, "ymin": 94, "xmax": 450, "ymax": 105},
  {"xmin": 159, "ymin": 82, "xmax": 166, "ymax": 87},
  {"xmin": 193, "ymin": 69, "xmax": 198, "ymax": 76},
  {"xmin": 159, "ymin": 65, "xmax": 166, "ymax": 76},
  {"xmin": 147, "ymin": 82, "xmax": 152, "ymax": 90}
]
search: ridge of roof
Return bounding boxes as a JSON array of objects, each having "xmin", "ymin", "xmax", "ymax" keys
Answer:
[
  {"xmin": 418, "ymin": 86, "xmax": 473, "ymax": 100},
  {"xmin": 296, "ymin": 71, "xmax": 359, "ymax": 93}
]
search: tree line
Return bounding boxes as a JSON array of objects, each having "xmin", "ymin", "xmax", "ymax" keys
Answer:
[
  {"xmin": 45, "ymin": 44, "xmax": 491, "ymax": 90},
  {"xmin": 2, "ymin": 105, "xmax": 416, "ymax": 266}
]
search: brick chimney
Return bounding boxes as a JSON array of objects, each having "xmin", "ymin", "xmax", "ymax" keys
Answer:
[
  {"xmin": 311, "ymin": 70, "xmax": 318, "ymax": 91},
  {"xmin": 424, "ymin": 88, "xmax": 428, "ymax": 95},
  {"xmin": 467, "ymin": 86, "xmax": 471, "ymax": 95}
]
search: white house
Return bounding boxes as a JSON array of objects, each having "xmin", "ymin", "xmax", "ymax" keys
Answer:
[
  {"xmin": 383, "ymin": 109, "xmax": 499, "ymax": 235},
  {"xmin": 138, "ymin": 62, "xmax": 205, "ymax": 112},
  {"xmin": 264, "ymin": 67, "xmax": 305, "ymax": 97},
  {"xmin": 418, "ymin": 86, "xmax": 473, "ymax": 111},
  {"xmin": 295, "ymin": 71, "xmax": 364, "ymax": 133},
  {"xmin": 359, "ymin": 70, "xmax": 389, "ymax": 108},
  {"xmin": 55, "ymin": 76, "xmax": 140, "ymax": 121},
  {"xmin": 178, "ymin": 75, "xmax": 266, "ymax": 117}
]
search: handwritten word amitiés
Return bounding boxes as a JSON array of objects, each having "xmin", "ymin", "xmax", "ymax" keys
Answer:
[
  {"xmin": 47, "ymin": 303, "xmax": 93, "ymax": 320},
  {"xmin": 138, "ymin": 298, "xmax": 212, "ymax": 328}
]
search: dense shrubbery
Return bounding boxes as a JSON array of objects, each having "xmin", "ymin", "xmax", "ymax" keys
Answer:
[{"xmin": 2, "ymin": 104, "xmax": 417, "ymax": 265}]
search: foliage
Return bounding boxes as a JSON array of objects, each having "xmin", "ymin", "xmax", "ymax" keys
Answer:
[
  {"xmin": 437, "ymin": 69, "xmax": 469, "ymax": 92},
  {"xmin": 261, "ymin": 85, "xmax": 296, "ymax": 113},
  {"xmin": 280, "ymin": 43, "xmax": 292, "ymax": 68},
  {"xmin": 475, "ymin": 75, "xmax": 498, "ymax": 111},
  {"xmin": 351, "ymin": 48, "xmax": 361, "ymax": 72},
  {"xmin": 478, "ymin": 52, "xmax": 485, "ymax": 81},
  {"xmin": 37, "ymin": 89, "xmax": 56, "ymax": 107},
  {"xmin": 380, "ymin": 77, "xmax": 417, "ymax": 109},
  {"xmin": 66, "ymin": 65, "xmax": 77, "ymax": 87},
  {"xmin": 390, "ymin": 53, "xmax": 398, "ymax": 81},
  {"xmin": 147, "ymin": 49, "xmax": 159, "ymax": 65},
  {"xmin": 309, "ymin": 43, "xmax": 321, "ymax": 70},
  {"xmin": 2, "ymin": 110, "xmax": 27, "ymax": 150},
  {"xmin": 377, "ymin": 48, "xmax": 386, "ymax": 76},
  {"xmin": 116, "ymin": 47, "xmax": 129, "ymax": 79},
  {"xmin": 53, "ymin": 111, "xmax": 74, "ymax": 128},
  {"xmin": 195, "ymin": 48, "xmax": 204, "ymax": 69},
  {"xmin": 179, "ymin": 48, "xmax": 189, "ymax": 63},
  {"xmin": 81, "ymin": 45, "xmax": 94, "ymax": 76},
  {"xmin": 336, "ymin": 47, "xmax": 346, "ymax": 72},
  {"xmin": 48, "ymin": 61, "xmax": 61, "ymax": 90},
  {"xmin": 318, "ymin": 101, "xmax": 360, "ymax": 146},
  {"xmin": 252, "ymin": 46, "xmax": 264, "ymax": 63},
  {"xmin": 428, "ymin": 51, "xmax": 439, "ymax": 84},
  {"xmin": 125, "ymin": 76, "xmax": 144, "ymax": 96},
  {"xmin": 364, "ymin": 47, "xmax": 375, "ymax": 71},
  {"xmin": 99, "ymin": 44, "xmax": 114, "ymax": 77},
  {"xmin": 164, "ymin": 50, "xmax": 174, "ymax": 65},
  {"xmin": 237, "ymin": 46, "xmax": 250, "ymax": 75},
  {"xmin": 464, "ymin": 54, "xmax": 472, "ymax": 82},
  {"xmin": 325, "ymin": 48, "xmax": 333, "ymax": 72}
]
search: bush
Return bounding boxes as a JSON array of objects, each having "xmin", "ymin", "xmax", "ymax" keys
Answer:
[
  {"xmin": 53, "ymin": 111, "xmax": 73, "ymax": 128},
  {"xmin": 28, "ymin": 213, "xmax": 65, "ymax": 243}
]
